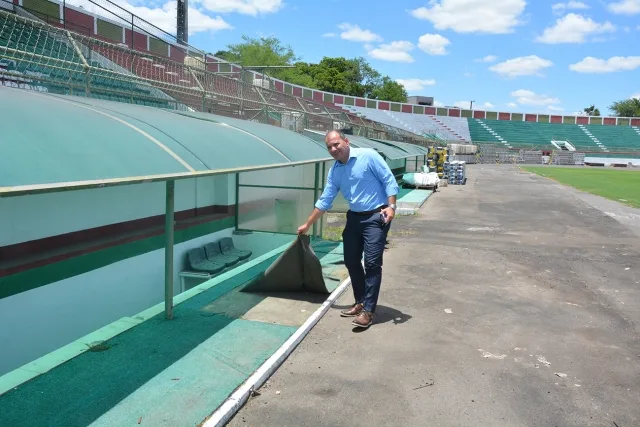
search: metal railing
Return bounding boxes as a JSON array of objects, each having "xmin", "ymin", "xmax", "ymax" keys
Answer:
[{"xmin": 0, "ymin": 6, "xmax": 429, "ymax": 145}]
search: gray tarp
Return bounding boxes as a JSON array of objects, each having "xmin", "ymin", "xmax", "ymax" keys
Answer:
[{"xmin": 241, "ymin": 235, "xmax": 329, "ymax": 294}]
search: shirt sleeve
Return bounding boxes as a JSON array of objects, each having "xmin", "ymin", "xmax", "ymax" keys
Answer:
[
  {"xmin": 314, "ymin": 165, "xmax": 339, "ymax": 211},
  {"xmin": 369, "ymin": 152, "xmax": 399, "ymax": 198}
]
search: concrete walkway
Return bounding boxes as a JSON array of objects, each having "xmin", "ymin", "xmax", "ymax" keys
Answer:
[{"xmin": 228, "ymin": 164, "xmax": 640, "ymax": 427}]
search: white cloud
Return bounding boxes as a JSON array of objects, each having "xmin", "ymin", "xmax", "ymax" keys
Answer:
[
  {"xmin": 409, "ymin": 0, "xmax": 526, "ymax": 34},
  {"xmin": 608, "ymin": 0, "xmax": 640, "ymax": 14},
  {"xmin": 368, "ymin": 41, "xmax": 415, "ymax": 63},
  {"xmin": 547, "ymin": 105, "xmax": 565, "ymax": 111},
  {"xmin": 395, "ymin": 78, "xmax": 436, "ymax": 91},
  {"xmin": 475, "ymin": 55, "xmax": 498, "ymax": 63},
  {"xmin": 322, "ymin": 32, "xmax": 336, "ymax": 38},
  {"xmin": 510, "ymin": 89, "xmax": 561, "ymax": 107},
  {"xmin": 552, "ymin": 1, "xmax": 589, "ymax": 13},
  {"xmin": 73, "ymin": 0, "xmax": 233, "ymax": 36},
  {"xmin": 337, "ymin": 23, "xmax": 383, "ymax": 43},
  {"xmin": 417, "ymin": 33, "xmax": 451, "ymax": 55},
  {"xmin": 464, "ymin": 72, "xmax": 474, "ymax": 77},
  {"xmin": 632, "ymin": 93, "xmax": 640, "ymax": 99},
  {"xmin": 453, "ymin": 101, "xmax": 472, "ymax": 108},
  {"xmin": 489, "ymin": 55, "xmax": 553, "ymax": 77},
  {"xmin": 198, "ymin": 0, "xmax": 283, "ymax": 15},
  {"xmin": 569, "ymin": 56, "xmax": 640, "ymax": 73},
  {"xmin": 434, "ymin": 100, "xmax": 445, "ymax": 107},
  {"xmin": 536, "ymin": 13, "xmax": 615, "ymax": 44},
  {"xmin": 507, "ymin": 102, "xmax": 518, "ymax": 107},
  {"xmin": 483, "ymin": 102, "xmax": 495, "ymax": 108}
]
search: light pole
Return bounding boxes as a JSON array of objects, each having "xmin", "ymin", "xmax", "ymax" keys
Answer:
[{"xmin": 470, "ymin": 100, "xmax": 474, "ymax": 110}]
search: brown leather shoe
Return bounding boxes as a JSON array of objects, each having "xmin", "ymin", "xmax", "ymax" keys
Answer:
[
  {"xmin": 340, "ymin": 303, "xmax": 363, "ymax": 317},
  {"xmin": 352, "ymin": 311, "xmax": 373, "ymax": 328}
]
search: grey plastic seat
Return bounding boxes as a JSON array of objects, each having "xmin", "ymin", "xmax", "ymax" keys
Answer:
[
  {"xmin": 204, "ymin": 242, "xmax": 239, "ymax": 267},
  {"xmin": 187, "ymin": 247, "xmax": 225, "ymax": 274},
  {"xmin": 219, "ymin": 237, "xmax": 252, "ymax": 261}
]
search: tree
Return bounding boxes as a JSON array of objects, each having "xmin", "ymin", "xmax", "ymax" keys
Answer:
[
  {"xmin": 609, "ymin": 98, "xmax": 640, "ymax": 117},
  {"xmin": 214, "ymin": 35, "xmax": 299, "ymax": 68},
  {"xmin": 583, "ymin": 105, "xmax": 600, "ymax": 116},
  {"xmin": 212, "ymin": 35, "xmax": 410, "ymax": 103},
  {"xmin": 369, "ymin": 76, "xmax": 408, "ymax": 103}
]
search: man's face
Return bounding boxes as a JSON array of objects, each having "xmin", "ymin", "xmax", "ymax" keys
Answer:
[{"xmin": 325, "ymin": 134, "xmax": 349, "ymax": 163}]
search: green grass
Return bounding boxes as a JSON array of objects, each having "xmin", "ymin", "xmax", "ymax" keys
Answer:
[{"xmin": 522, "ymin": 166, "xmax": 640, "ymax": 208}]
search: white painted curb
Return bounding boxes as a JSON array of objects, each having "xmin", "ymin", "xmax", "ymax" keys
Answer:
[{"xmin": 201, "ymin": 276, "xmax": 352, "ymax": 427}]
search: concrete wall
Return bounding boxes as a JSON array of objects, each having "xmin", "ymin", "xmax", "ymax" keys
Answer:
[
  {"xmin": 0, "ymin": 174, "xmax": 241, "ymax": 375},
  {"xmin": 0, "ymin": 227, "xmax": 234, "ymax": 376},
  {"xmin": 0, "ymin": 176, "xmax": 232, "ymax": 246}
]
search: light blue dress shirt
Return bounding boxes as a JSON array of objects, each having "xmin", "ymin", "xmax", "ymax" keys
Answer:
[{"xmin": 315, "ymin": 147, "xmax": 399, "ymax": 212}]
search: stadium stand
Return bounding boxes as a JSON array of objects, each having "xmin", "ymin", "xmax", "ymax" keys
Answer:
[
  {"xmin": 341, "ymin": 105, "xmax": 470, "ymax": 141},
  {"xmin": 0, "ymin": 10, "xmax": 175, "ymax": 108},
  {"xmin": 467, "ymin": 118, "xmax": 640, "ymax": 153},
  {"xmin": 0, "ymin": 5, "xmax": 426, "ymax": 145},
  {"xmin": 2, "ymin": 0, "xmax": 639, "ymax": 157},
  {"xmin": 581, "ymin": 123, "xmax": 640, "ymax": 152}
]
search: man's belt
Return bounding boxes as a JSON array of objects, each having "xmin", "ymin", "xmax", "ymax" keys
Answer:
[{"xmin": 350, "ymin": 205, "xmax": 387, "ymax": 216}]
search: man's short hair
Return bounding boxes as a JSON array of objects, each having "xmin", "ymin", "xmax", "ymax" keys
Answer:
[{"xmin": 325, "ymin": 129, "xmax": 346, "ymax": 141}]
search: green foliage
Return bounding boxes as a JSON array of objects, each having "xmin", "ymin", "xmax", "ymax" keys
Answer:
[
  {"xmin": 369, "ymin": 76, "xmax": 409, "ymax": 103},
  {"xmin": 583, "ymin": 105, "xmax": 600, "ymax": 116},
  {"xmin": 608, "ymin": 98, "xmax": 640, "ymax": 117},
  {"xmin": 215, "ymin": 35, "xmax": 299, "ymax": 67},
  {"xmin": 215, "ymin": 35, "xmax": 408, "ymax": 103}
]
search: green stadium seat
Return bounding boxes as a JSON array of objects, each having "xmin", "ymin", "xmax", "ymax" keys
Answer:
[
  {"xmin": 187, "ymin": 248, "xmax": 225, "ymax": 274},
  {"xmin": 204, "ymin": 242, "xmax": 239, "ymax": 267},
  {"xmin": 219, "ymin": 237, "xmax": 252, "ymax": 261}
]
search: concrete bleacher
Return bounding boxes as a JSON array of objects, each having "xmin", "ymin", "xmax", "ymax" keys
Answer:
[
  {"xmin": 580, "ymin": 123, "xmax": 640, "ymax": 152},
  {"xmin": 340, "ymin": 104, "xmax": 470, "ymax": 141},
  {"xmin": 467, "ymin": 118, "xmax": 618, "ymax": 152},
  {"xmin": 467, "ymin": 118, "xmax": 510, "ymax": 147},
  {"xmin": 0, "ymin": 12, "xmax": 173, "ymax": 108}
]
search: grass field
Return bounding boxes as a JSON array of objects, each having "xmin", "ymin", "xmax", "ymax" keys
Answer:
[{"xmin": 522, "ymin": 166, "xmax": 640, "ymax": 208}]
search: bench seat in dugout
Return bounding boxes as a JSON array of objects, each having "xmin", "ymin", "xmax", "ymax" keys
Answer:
[
  {"xmin": 187, "ymin": 247, "xmax": 225, "ymax": 274},
  {"xmin": 204, "ymin": 242, "xmax": 240, "ymax": 267},
  {"xmin": 219, "ymin": 237, "xmax": 252, "ymax": 261}
]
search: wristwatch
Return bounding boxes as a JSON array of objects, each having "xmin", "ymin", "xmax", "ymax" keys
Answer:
[{"xmin": 389, "ymin": 204, "xmax": 397, "ymax": 211}]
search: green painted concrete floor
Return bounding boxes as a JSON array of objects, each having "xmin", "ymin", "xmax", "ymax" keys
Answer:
[
  {"xmin": 398, "ymin": 188, "xmax": 433, "ymax": 204},
  {"xmin": 0, "ymin": 239, "xmax": 344, "ymax": 427}
]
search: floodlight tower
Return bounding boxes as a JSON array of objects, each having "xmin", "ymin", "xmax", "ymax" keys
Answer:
[{"xmin": 177, "ymin": 0, "xmax": 188, "ymax": 44}]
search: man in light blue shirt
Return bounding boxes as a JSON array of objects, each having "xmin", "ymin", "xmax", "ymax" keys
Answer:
[{"xmin": 297, "ymin": 130, "xmax": 399, "ymax": 328}]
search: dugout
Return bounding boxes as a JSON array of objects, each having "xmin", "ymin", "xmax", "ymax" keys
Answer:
[{"xmin": 0, "ymin": 86, "xmax": 338, "ymax": 377}]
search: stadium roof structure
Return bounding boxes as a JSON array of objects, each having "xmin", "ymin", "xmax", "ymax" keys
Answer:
[
  {"xmin": 346, "ymin": 135, "xmax": 422, "ymax": 160},
  {"xmin": 302, "ymin": 129, "xmax": 426, "ymax": 160},
  {"xmin": 0, "ymin": 87, "xmax": 332, "ymax": 196},
  {"xmin": 369, "ymin": 138, "xmax": 429, "ymax": 156}
]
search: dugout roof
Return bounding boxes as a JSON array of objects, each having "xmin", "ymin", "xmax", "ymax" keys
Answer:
[
  {"xmin": 0, "ymin": 87, "xmax": 331, "ymax": 188},
  {"xmin": 302, "ymin": 129, "xmax": 424, "ymax": 160}
]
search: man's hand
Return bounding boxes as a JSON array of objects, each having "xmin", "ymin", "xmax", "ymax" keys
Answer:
[
  {"xmin": 381, "ymin": 207, "xmax": 395, "ymax": 223},
  {"xmin": 297, "ymin": 222, "xmax": 311, "ymax": 235}
]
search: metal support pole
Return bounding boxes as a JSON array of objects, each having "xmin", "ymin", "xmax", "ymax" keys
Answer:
[
  {"xmin": 319, "ymin": 162, "xmax": 326, "ymax": 239},
  {"xmin": 164, "ymin": 180, "xmax": 175, "ymax": 320},
  {"xmin": 312, "ymin": 163, "xmax": 320, "ymax": 239},
  {"xmin": 234, "ymin": 173, "xmax": 240, "ymax": 230}
]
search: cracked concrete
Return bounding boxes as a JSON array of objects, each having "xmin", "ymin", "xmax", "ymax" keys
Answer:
[{"xmin": 227, "ymin": 164, "xmax": 640, "ymax": 427}]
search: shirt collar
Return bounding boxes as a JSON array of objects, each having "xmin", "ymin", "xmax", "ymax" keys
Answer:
[{"xmin": 337, "ymin": 147, "xmax": 359, "ymax": 165}]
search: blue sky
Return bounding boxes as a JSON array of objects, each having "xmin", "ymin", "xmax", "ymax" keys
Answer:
[{"xmin": 115, "ymin": 0, "xmax": 639, "ymax": 116}]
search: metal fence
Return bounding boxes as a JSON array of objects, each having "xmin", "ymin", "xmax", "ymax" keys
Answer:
[{"xmin": 0, "ymin": 4, "xmax": 429, "ymax": 145}]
